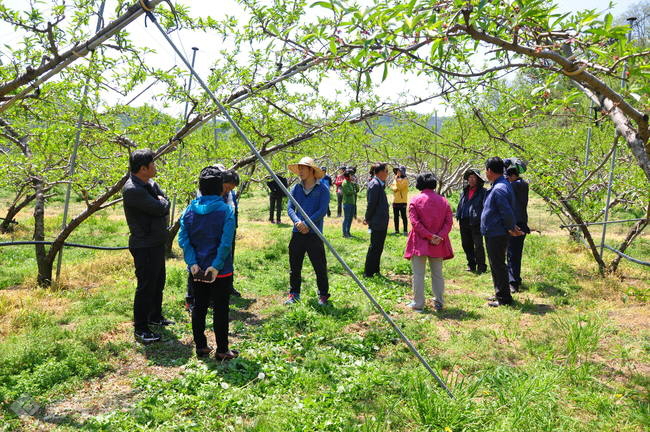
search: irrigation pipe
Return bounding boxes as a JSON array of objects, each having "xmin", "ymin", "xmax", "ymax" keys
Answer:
[
  {"xmin": 0, "ymin": 241, "xmax": 128, "ymax": 250},
  {"xmin": 147, "ymin": 11, "xmax": 454, "ymax": 398}
]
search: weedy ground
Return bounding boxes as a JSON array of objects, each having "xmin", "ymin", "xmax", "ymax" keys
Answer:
[{"xmin": 0, "ymin": 190, "xmax": 648, "ymax": 431}]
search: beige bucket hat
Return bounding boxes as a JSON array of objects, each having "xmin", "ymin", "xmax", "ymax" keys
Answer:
[{"xmin": 288, "ymin": 156, "xmax": 324, "ymax": 179}]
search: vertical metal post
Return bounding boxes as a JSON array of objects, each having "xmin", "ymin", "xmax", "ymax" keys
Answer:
[
  {"xmin": 434, "ymin": 110, "xmax": 438, "ymax": 174},
  {"xmin": 55, "ymin": 0, "xmax": 106, "ymax": 282},
  {"xmin": 210, "ymin": 68, "xmax": 219, "ymax": 151},
  {"xmin": 170, "ymin": 47, "xmax": 199, "ymax": 224},
  {"xmin": 600, "ymin": 17, "xmax": 636, "ymax": 258},
  {"xmin": 582, "ymin": 107, "xmax": 592, "ymax": 204}
]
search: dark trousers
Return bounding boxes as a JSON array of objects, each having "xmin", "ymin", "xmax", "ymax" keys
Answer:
[
  {"xmin": 507, "ymin": 234, "xmax": 526, "ymax": 287},
  {"xmin": 393, "ymin": 203, "xmax": 407, "ymax": 233},
  {"xmin": 336, "ymin": 191, "xmax": 343, "ymax": 217},
  {"xmin": 342, "ymin": 204, "xmax": 355, "ymax": 236},
  {"xmin": 130, "ymin": 245, "xmax": 166, "ymax": 331},
  {"xmin": 192, "ymin": 275, "xmax": 232, "ymax": 353},
  {"xmin": 364, "ymin": 229, "xmax": 387, "ymax": 277},
  {"xmin": 459, "ymin": 220, "xmax": 486, "ymax": 271},
  {"xmin": 289, "ymin": 232, "xmax": 329, "ymax": 296},
  {"xmin": 485, "ymin": 235, "xmax": 512, "ymax": 304},
  {"xmin": 269, "ymin": 195, "xmax": 283, "ymax": 222}
]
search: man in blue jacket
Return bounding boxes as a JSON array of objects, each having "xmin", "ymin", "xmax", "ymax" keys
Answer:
[
  {"xmin": 285, "ymin": 157, "xmax": 331, "ymax": 305},
  {"xmin": 363, "ymin": 162, "xmax": 390, "ymax": 277},
  {"xmin": 178, "ymin": 166, "xmax": 239, "ymax": 360},
  {"xmin": 481, "ymin": 157, "xmax": 523, "ymax": 307}
]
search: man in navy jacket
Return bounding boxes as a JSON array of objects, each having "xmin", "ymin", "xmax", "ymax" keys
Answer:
[
  {"xmin": 363, "ymin": 163, "xmax": 390, "ymax": 277},
  {"xmin": 480, "ymin": 157, "xmax": 523, "ymax": 307},
  {"xmin": 285, "ymin": 157, "xmax": 331, "ymax": 305}
]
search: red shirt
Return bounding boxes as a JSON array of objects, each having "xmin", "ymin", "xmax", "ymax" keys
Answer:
[{"xmin": 467, "ymin": 186, "xmax": 477, "ymax": 200}]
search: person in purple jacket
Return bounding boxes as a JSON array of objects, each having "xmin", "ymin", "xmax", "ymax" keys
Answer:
[
  {"xmin": 285, "ymin": 157, "xmax": 331, "ymax": 305},
  {"xmin": 481, "ymin": 157, "xmax": 524, "ymax": 307}
]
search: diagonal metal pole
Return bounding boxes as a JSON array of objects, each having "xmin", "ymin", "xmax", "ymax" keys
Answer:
[
  {"xmin": 147, "ymin": 11, "xmax": 454, "ymax": 398},
  {"xmin": 56, "ymin": 0, "xmax": 107, "ymax": 282}
]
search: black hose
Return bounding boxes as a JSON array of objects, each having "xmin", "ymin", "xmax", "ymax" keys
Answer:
[{"xmin": 0, "ymin": 241, "xmax": 128, "ymax": 250}]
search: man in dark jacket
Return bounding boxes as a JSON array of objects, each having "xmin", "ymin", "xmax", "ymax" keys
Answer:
[
  {"xmin": 480, "ymin": 157, "xmax": 524, "ymax": 307},
  {"xmin": 456, "ymin": 169, "xmax": 487, "ymax": 273},
  {"xmin": 267, "ymin": 173, "xmax": 288, "ymax": 224},
  {"xmin": 122, "ymin": 149, "xmax": 172, "ymax": 343},
  {"xmin": 363, "ymin": 163, "xmax": 390, "ymax": 277},
  {"xmin": 506, "ymin": 166, "xmax": 530, "ymax": 293}
]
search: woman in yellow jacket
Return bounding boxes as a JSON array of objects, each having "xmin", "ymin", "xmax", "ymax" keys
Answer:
[{"xmin": 391, "ymin": 166, "xmax": 409, "ymax": 235}]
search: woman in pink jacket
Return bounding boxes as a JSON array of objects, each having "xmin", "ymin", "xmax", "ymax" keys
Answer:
[{"xmin": 403, "ymin": 173, "xmax": 454, "ymax": 312}]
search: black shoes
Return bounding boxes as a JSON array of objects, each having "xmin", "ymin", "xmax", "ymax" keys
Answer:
[
  {"xmin": 196, "ymin": 346, "xmax": 212, "ymax": 358},
  {"xmin": 230, "ymin": 287, "xmax": 242, "ymax": 297},
  {"xmin": 149, "ymin": 317, "xmax": 175, "ymax": 326},
  {"xmin": 134, "ymin": 329, "xmax": 161, "ymax": 343},
  {"xmin": 509, "ymin": 284, "xmax": 519, "ymax": 293},
  {"xmin": 487, "ymin": 300, "xmax": 513, "ymax": 307}
]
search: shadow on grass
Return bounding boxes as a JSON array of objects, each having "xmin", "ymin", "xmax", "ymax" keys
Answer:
[
  {"xmin": 202, "ymin": 356, "xmax": 263, "ymax": 386},
  {"xmin": 435, "ymin": 307, "xmax": 483, "ymax": 321},
  {"xmin": 230, "ymin": 296, "xmax": 256, "ymax": 308},
  {"xmin": 517, "ymin": 300, "xmax": 555, "ymax": 315},
  {"xmin": 304, "ymin": 299, "xmax": 362, "ymax": 320},
  {"xmin": 142, "ymin": 327, "xmax": 193, "ymax": 367},
  {"xmin": 528, "ymin": 282, "xmax": 576, "ymax": 297}
]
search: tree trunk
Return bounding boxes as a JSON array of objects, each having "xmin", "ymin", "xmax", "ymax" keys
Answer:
[
  {"xmin": 33, "ymin": 179, "xmax": 53, "ymax": 286},
  {"xmin": 166, "ymin": 218, "xmax": 181, "ymax": 258},
  {"xmin": 552, "ymin": 188, "xmax": 607, "ymax": 274}
]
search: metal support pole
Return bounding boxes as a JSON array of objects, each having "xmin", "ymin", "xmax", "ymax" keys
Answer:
[
  {"xmin": 600, "ymin": 17, "xmax": 635, "ymax": 259},
  {"xmin": 55, "ymin": 0, "xmax": 106, "ymax": 282},
  {"xmin": 434, "ymin": 110, "xmax": 438, "ymax": 174},
  {"xmin": 170, "ymin": 47, "xmax": 199, "ymax": 224},
  {"xmin": 147, "ymin": 11, "xmax": 454, "ymax": 398}
]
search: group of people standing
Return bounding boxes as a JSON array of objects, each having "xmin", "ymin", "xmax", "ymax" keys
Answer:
[
  {"xmin": 122, "ymin": 149, "xmax": 529, "ymax": 360},
  {"xmin": 122, "ymin": 149, "xmax": 240, "ymax": 359},
  {"xmin": 456, "ymin": 157, "xmax": 529, "ymax": 306}
]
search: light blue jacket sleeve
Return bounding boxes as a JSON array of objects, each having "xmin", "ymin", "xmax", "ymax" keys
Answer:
[
  {"xmin": 287, "ymin": 185, "xmax": 302, "ymax": 224},
  {"xmin": 210, "ymin": 205, "xmax": 235, "ymax": 271},
  {"xmin": 178, "ymin": 209, "xmax": 197, "ymax": 267}
]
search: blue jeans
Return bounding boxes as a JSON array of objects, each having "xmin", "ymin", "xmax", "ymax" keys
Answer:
[{"xmin": 342, "ymin": 204, "xmax": 355, "ymax": 236}]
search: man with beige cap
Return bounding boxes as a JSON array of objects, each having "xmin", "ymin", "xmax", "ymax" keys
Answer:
[{"xmin": 285, "ymin": 157, "xmax": 331, "ymax": 305}]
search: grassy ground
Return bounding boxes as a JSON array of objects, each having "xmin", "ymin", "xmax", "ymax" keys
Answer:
[{"xmin": 0, "ymin": 189, "xmax": 648, "ymax": 431}]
